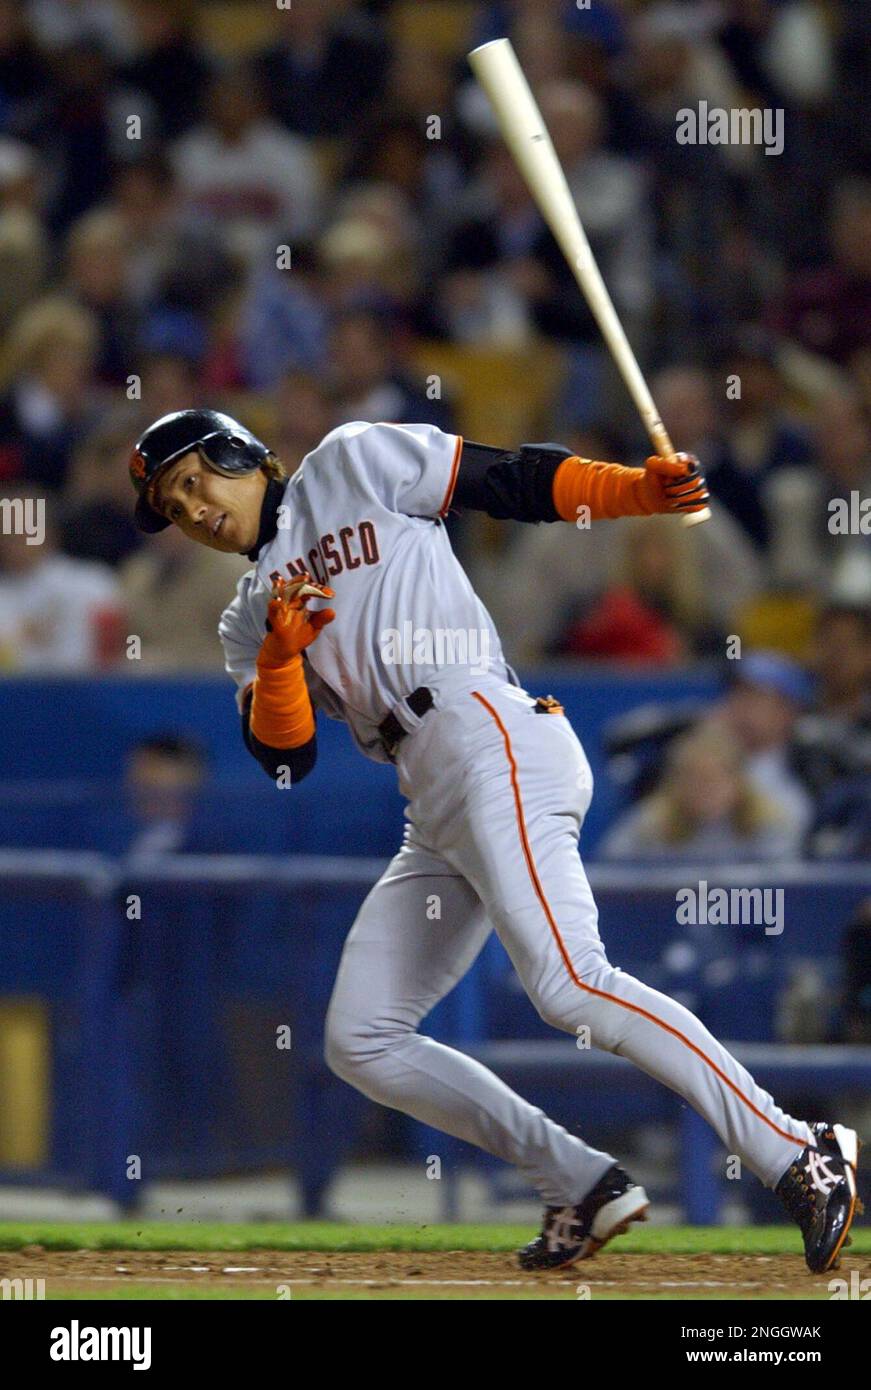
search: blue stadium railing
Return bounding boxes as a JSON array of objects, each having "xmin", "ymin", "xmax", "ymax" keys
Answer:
[{"xmin": 0, "ymin": 851, "xmax": 867, "ymax": 1221}]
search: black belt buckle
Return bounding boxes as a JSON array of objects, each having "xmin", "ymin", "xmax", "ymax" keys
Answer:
[{"xmin": 378, "ymin": 687, "xmax": 434, "ymax": 760}]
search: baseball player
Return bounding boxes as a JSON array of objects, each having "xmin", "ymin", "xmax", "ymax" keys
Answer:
[{"xmin": 129, "ymin": 408, "xmax": 860, "ymax": 1273}]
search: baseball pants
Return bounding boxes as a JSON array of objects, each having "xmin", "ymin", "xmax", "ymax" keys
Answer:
[{"xmin": 325, "ymin": 676, "xmax": 811, "ymax": 1205}]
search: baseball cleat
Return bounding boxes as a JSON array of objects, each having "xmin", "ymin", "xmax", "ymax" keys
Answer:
[
  {"xmin": 776, "ymin": 1122, "xmax": 863, "ymax": 1274},
  {"xmin": 518, "ymin": 1164, "xmax": 649, "ymax": 1271}
]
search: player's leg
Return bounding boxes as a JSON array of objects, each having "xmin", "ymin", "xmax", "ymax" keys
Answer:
[
  {"xmin": 441, "ymin": 686, "xmax": 812, "ymax": 1191},
  {"xmin": 324, "ymin": 835, "xmax": 617, "ymax": 1205}
]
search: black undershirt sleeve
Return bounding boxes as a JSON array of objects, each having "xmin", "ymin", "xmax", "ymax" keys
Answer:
[
  {"xmin": 451, "ymin": 441, "xmax": 574, "ymax": 522},
  {"xmin": 241, "ymin": 686, "xmax": 318, "ymax": 783}
]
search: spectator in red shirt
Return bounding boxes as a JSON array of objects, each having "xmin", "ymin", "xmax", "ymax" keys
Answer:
[{"xmin": 557, "ymin": 515, "xmax": 718, "ymax": 664}]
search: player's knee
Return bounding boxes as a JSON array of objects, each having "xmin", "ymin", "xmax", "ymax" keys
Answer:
[
  {"xmin": 323, "ymin": 1018, "xmax": 364, "ymax": 1082},
  {"xmin": 530, "ymin": 992, "xmax": 575, "ymax": 1034},
  {"xmin": 528, "ymin": 957, "xmax": 628, "ymax": 1051},
  {"xmin": 324, "ymin": 1012, "xmax": 403, "ymax": 1083}
]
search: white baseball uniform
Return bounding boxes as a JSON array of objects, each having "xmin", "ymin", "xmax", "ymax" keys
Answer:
[{"xmin": 219, "ymin": 420, "xmax": 811, "ymax": 1203}]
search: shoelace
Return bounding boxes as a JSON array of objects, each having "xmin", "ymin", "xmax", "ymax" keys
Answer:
[{"xmin": 544, "ymin": 1206, "xmax": 581, "ymax": 1248}]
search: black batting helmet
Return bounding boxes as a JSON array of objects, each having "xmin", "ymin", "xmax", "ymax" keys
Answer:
[{"xmin": 129, "ymin": 409, "xmax": 273, "ymax": 533}]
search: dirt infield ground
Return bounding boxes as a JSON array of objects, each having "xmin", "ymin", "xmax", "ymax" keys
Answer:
[{"xmin": 4, "ymin": 1246, "xmax": 869, "ymax": 1300}]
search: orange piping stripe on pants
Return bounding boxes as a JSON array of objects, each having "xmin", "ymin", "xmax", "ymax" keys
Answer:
[{"xmin": 471, "ymin": 690, "xmax": 804, "ymax": 1151}]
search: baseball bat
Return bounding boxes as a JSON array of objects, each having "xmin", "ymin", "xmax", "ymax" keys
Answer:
[{"xmin": 468, "ymin": 38, "xmax": 710, "ymax": 526}]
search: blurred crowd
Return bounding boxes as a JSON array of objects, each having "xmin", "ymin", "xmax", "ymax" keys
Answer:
[
  {"xmin": 601, "ymin": 633, "xmax": 870, "ymax": 861},
  {"xmin": 0, "ymin": 0, "xmax": 867, "ymax": 858}
]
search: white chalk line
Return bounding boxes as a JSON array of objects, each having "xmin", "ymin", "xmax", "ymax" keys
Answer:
[{"xmin": 43, "ymin": 1273, "xmax": 795, "ymax": 1291}]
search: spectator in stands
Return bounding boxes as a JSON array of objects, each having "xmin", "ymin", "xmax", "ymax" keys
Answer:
[
  {"xmin": 813, "ymin": 601, "xmax": 871, "ymax": 726},
  {"xmin": 717, "ymin": 0, "xmax": 835, "ymax": 112},
  {"xmin": 253, "ymin": 0, "xmax": 389, "ymax": 139},
  {"xmin": 123, "ymin": 732, "xmax": 209, "ymax": 860},
  {"xmin": 118, "ymin": 517, "xmax": 248, "ymax": 670},
  {"xmin": 326, "ymin": 308, "xmax": 454, "ymax": 430},
  {"xmin": 61, "ymin": 403, "xmax": 147, "ymax": 567},
  {"xmin": 624, "ymin": 5, "xmax": 764, "ymax": 347},
  {"xmin": 317, "ymin": 185, "xmax": 421, "ymax": 322},
  {"xmin": 108, "ymin": 154, "xmax": 235, "ymax": 324},
  {"xmin": 136, "ymin": 349, "xmax": 201, "ymax": 422},
  {"xmin": 600, "ymin": 723, "xmax": 802, "ymax": 862},
  {"xmin": 713, "ymin": 327, "xmax": 815, "ymax": 549},
  {"xmin": 652, "ymin": 364, "xmax": 721, "ymax": 460},
  {"xmin": 239, "ymin": 240, "xmax": 329, "ymax": 390},
  {"xmin": 807, "ymin": 776, "xmax": 871, "ymax": 862},
  {"xmin": 172, "ymin": 63, "xmax": 322, "ymax": 267},
  {"xmin": 27, "ymin": 0, "xmax": 132, "ymax": 60},
  {"xmin": 272, "ymin": 370, "xmax": 333, "ymax": 475},
  {"xmin": 812, "ymin": 388, "xmax": 871, "ymax": 602},
  {"xmin": 121, "ymin": 0, "xmax": 209, "ymax": 140},
  {"xmin": 0, "ymin": 138, "xmax": 48, "ymax": 331},
  {"xmin": 841, "ymin": 899, "xmax": 871, "ymax": 1043},
  {"xmin": 795, "ymin": 602, "xmax": 871, "ymax": 798},
  {"xmin": 379, "ymin": 41, "xmax": 470, "ymax": 200},
  {"xmin": 445, "ymin": 80, "xmax": 651, "ymax": 356},
  {"xmin": 485, "ymin": 0, "xmax": 572, "ymax": 92},
  {"xmin": 556, "ymin": 515, "xmax": 721, "ymax": 664},
  {"xmin": 0, "ymin": 483, "xmax": 124, "ymax": 669},
  {"xmin": 796, "ymin": 601, "xmax": 871, "ymax": 860},
  {"xmin": 774, "ymin": 179, "xmax": 871, "ymax": 366},
  {"xmin": 716, "ymin": 0, "xmax": 837, "ymax": 271},
  {"xmin": 537, "ymin": 80, "xmax": 653, "ymax": 344},
  {"xmin": 437, "ymin": 138, "xmax": 540, "ymax": 348},
  {"xmin": 462, "ymin": 1, "xmax": 627, "ymax": 137},
  {"xmin": 108, "ymin": 153, "xmax": 179, "ymax": 306},
  {"xmin": 65, "ymin": 206, "xmax": 143, "ymax": 385},
  {"xmin": 38, "ymin": 41, "xmax": 118, "ymax": 233},
  {"xmin": 0, "ymin": 295, "xmax": 100, "ymax": 490},
  {"xmin": 340, "ymin": 115, "xmax": 442, "ymax": 245},
  {"xmin": 653, "ymin": 361, "xmax": 792, "ymax": 556},
  {"xmin": 0, "ymin": 0, "xmax": 53, "ymax": 140},
  {"xmin": 710, "ymin": 650, "xmax": 815, "ymax": 845},
  {"xmin": 765, "ymin": 384, "xmax": 871, "ymax": 595}
]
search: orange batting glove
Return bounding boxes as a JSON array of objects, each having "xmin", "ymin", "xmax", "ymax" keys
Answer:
[
  {"xmin": 640, "ymin": 452, "xmax": 710, "ymax": 516},
  {"xmin": 552, "ymin": 450, "xmax": 710, "ymax": 521},
  {"xmin": 250, "ymin": 573, "xmax": 335, "ymax": 749},
  {"xmin": 259, "ymin": 573, "xmax": 336, "ymax": 668}
]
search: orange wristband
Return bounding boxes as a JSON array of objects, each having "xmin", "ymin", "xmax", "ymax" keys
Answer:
[
  {"xmin": 552, "ymin": 456, "xmax": 656, "ymax": 522},
  {"xmin": 249, "ymin": 652, "xmax": 315, "ymax": 748}
]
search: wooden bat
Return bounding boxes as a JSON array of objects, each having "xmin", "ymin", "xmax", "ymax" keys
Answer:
[{"xmin": 468, "ymin": 38, "xmax": 710, "ymax": 526}]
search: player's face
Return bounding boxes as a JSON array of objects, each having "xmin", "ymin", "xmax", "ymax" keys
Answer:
[{"xmin": 153, "ymin": 451, "xmax": 268, "ymax": 553}]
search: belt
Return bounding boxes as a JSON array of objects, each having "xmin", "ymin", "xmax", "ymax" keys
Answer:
[{"xmin": 378, "ymin": 686, "xmax": 434, "ymax": 760}]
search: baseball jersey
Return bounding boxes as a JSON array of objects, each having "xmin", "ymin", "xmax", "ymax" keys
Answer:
[{"xmin": 218, "ymin": 420, "xmax": 512, "ymax": 763}]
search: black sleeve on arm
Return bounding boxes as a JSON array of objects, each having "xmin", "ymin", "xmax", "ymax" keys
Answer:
[
  {"xmin": 451, "ymin": 441, "xmax": 573, "ymax": 522},
  {"xmin": 241, "ymin": 686, "xmax": 318, "ymax": 784}
]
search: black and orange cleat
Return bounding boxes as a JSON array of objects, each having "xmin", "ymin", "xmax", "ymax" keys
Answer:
[
  {"xmin": 518, "ymin": 1164, "xmax": 649, "ymax": 1271},
  {"xmin": 776, "ymin": 1123, "xmax": 863, "ymax": 1274}
]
